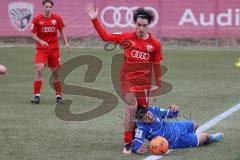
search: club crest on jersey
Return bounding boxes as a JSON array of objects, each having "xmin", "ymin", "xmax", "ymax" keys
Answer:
[
  {"xmin": 52, "ymin": 20, "xmax": 56, "ymax": 25},
  {"xmin": 135, "ymin": 129, "xmax": 143, "ymax": 138},
  {"xmin": 8, "ymin": 2, "xmax": 34, "ymax": 31},
  {"xmin": 146, "ymin": 45, "xmax": 153, "ymax": 52}
]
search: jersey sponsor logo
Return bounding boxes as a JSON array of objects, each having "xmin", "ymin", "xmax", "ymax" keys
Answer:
[
  {"xmin": 135, "ymin": 129, "xmax": 143, "ymax": 138},
  {"xmin": 42, "ymin": 27, "xmax": 56, "ymax": 32},
  {"xmin": 8, "ymin": 2, "xmax": 34, "ymax": 31},
  {"xmin": 131, "ymin": 50, "xmax": 150, "ymax": 60},
  {"xmin": 100, "ymin": 6, "xmax": 159, "ymax": 28}
]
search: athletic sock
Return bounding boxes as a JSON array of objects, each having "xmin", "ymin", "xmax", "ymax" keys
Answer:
[
  {"xmin": 211, "ymin": 133, "xmax": 223, "ymax": 142},
  {"xmin": 124, "ymin": 131, "xmax": 133, "ymax": 144},
  {"xmin": 206, "ymin": 133, "xmax": 223, "ymax": 144},
  {"xmin": 34, "ymin": 80, "xmax": 43, "ymax": 95},
  {"xmin": 53, "ymin": 81, "xmax": 62, "ymax": 96}
]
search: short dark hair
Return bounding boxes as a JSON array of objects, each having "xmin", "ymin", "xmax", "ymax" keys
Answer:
[
  {"xmin": 136, "ymin": 105, "xmax": 148, "ymax": 120},
  {"xmin": 42, "ymin": 0, "xmax": 54, "ymax": 6},
  {"xmin": 133, "ymin": 8, "xmax": 155, "ymax": 24}
]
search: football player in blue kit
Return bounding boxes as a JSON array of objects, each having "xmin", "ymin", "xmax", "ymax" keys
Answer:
[{"xmin": 132, "ymin": 105, "xmax": 223, "ymax": 154}]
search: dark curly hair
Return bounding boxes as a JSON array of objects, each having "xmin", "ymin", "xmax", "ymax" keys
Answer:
[
  {"xmin": 136, "ymin": 105, "xmax": 148, "ymax": 120},
  {"xmin": 133, "ymin": 8, "xmax": 155, "ymax": 24},
  {"xmin": 42, "ymin": 0, "xmax": 54, "ymax": 6}
]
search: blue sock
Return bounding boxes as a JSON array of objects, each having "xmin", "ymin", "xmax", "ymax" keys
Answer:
[
  {"xmin": 212, "ymin": 133, "xmax": 223, "ymax": 141},
  {"xmin": 206, "ymin": 134, "xmax": 214, "ymax": 144}
]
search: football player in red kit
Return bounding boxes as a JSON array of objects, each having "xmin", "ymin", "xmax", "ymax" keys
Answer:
[
  {"xmin": 86, "ymin": 4, "xmax": 162, "ymax": 154},
  {"xmin": 31, "ymin": 0, "xmax": 71, "ymax": 104}
]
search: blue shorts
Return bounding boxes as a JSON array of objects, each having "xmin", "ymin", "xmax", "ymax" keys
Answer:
[{"xmin": 173, "ymin": 121, "xmax": 199, "ymax": 148}]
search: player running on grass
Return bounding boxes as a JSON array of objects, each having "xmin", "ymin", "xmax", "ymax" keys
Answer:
[
  {"xmin": 132, "ymin": 105, "xmax": 223, "ymax": 154},
  {"xmin": 86, "ymin": 4, "xmax": 162, "ymax": 154},
  {"xmin": 31, "ymin": 0, "xmax": 71, "ymax": 104}
]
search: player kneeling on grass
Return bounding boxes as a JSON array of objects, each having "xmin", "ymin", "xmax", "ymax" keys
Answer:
[{"xmin": 132, "ymin": 105, "xmax": 223, "ymax": 154}]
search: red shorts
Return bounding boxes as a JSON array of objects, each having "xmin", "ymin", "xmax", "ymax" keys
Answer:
[
  {"xmin": 120, "ymin": 78, "xmax": 150, "ymax": 106},
  {"xmin": 35, "ymin": 49, "xmax": 61, "ymax": 68}
]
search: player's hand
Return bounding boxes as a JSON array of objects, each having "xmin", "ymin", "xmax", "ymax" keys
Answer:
[
  {"xmin": 168, "ymin": 104, "xmax": 179, "ymax": 112},
  {"xmin": 40, "ymin": 40, "xmax": 49, "ymax": 48},
  {"xmin": 86, "ymin": 3, "xmax": 98, "ymax": 20},
  {"xmin": 65, "ymin": 43, "xmax": 71, "ymax": 53},
  {"xmin": 136, "ymin": 144, "xmax": 147, "ymax": 154}
]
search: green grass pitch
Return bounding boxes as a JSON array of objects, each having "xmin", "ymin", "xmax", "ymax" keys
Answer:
[{"xmin": 0, "ymin": 46, "xmax": 240, "ymax": 160}]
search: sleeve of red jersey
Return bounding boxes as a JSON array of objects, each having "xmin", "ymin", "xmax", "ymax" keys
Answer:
[
  {"xmin": 153, "ymin": 41, "xmax": 163, "ymax": 87},
  {"xmin": 153, "ymin": 41, "xmax": 163, "ymax": 63},
  {"xmin": 57, "ymin": 16, "xmax": 65, "ymax": 30},
  {"xmin": 30, "ymin": 17, "xmax": 38, "ymax": 33},
  {"xmin": 92, "ymin": 18, "xmax": 126, "ymax": 44}
]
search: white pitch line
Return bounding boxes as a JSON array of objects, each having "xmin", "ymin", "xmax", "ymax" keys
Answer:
[
  {"xmin": 143, "ymin": 103, "xmax": 240, "ymax": 160},
  {"xmin": 0, "ymin": 45, "xmax": 15, "ymax": 48}
]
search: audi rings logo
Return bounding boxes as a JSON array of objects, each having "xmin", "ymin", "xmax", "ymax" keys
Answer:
[
  {"xmin": 42, "ymin": 27, "xmax": 55, "ymax": 32},
  {"xmin": 100, "ymin": 6, "xmax": 159, "ymax": 28},
  {"xmin": 131, "ymin": 50, "xmax": 150, "ymax": 60}
]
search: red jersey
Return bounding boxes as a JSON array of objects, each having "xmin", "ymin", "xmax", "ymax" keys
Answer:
[
  {"xmin": 31, "ymin": 13, "xmax": 65, "ymax": 50},
  {"xmin": 92, "ymin": 19, "xmax": 162, "ymax": 87}
]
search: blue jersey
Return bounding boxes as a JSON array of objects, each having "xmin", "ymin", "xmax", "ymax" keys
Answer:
[
  {"xmin": 132, "ymin": 106, "xmax": 199, "ymax": 152},
  {"xmin": 132, "ymin": 106, "xmax": 198, "ymax": 153},
  {"xmin": 132, "ymin": 106, "xmax": 179, "ymax": 152}
]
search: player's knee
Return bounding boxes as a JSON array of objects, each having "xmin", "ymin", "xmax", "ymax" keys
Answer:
[
  {"xmin": 124, "ymin": 92, "xmax": 137, "ymax": 106},
  {"xmin": 199, "ymin": 133, "xmax": 210, "ymax": 146},
  {"xmin": 36, "ymin": 69, "xmax": 43, "ymax": 77},
  {"xmin": 35, "ymin": 65, "xmax": 44, "ymax": 74}
]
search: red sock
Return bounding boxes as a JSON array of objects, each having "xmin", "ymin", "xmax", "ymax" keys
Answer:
[
  {"xmin": 53, "ymin": 81, "xmax": 62, "ymax": 96},
  {"xmin": 33, "ymin": 80, "xmax": 43, "ymax": 95},
  {"xmin": 124, "ymin": 131, "xmax": 133, "ymax": 144}
]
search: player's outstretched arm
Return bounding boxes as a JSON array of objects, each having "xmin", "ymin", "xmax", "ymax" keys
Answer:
[
  {"xmin": 135, "ymin": 144, "xmax": 147, "ymax": 154},
  {"xmin": 132, "ymin": 128, "xmax": 147, "ymax": 154},
  {"xmin": 59, "ymin": 28, "xmax": 71, "ymax": 53},
  {"xmin": 154, "ymin": 105, "xmax": 179, "ymax": 119},
  {"xmin": 86, "ymin": 3, "xmax": 98, "ymax": 20},
  {"xmin": 166, "ymin": 104, "xmax": 179, "ymax": 118},
  {"xmin": 168, "ymin": 104, "xmax": 179, "ymax": 113},
  {"xmin": 86, "ymin": 3, "xmax": 118, "ymax": 42}
]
